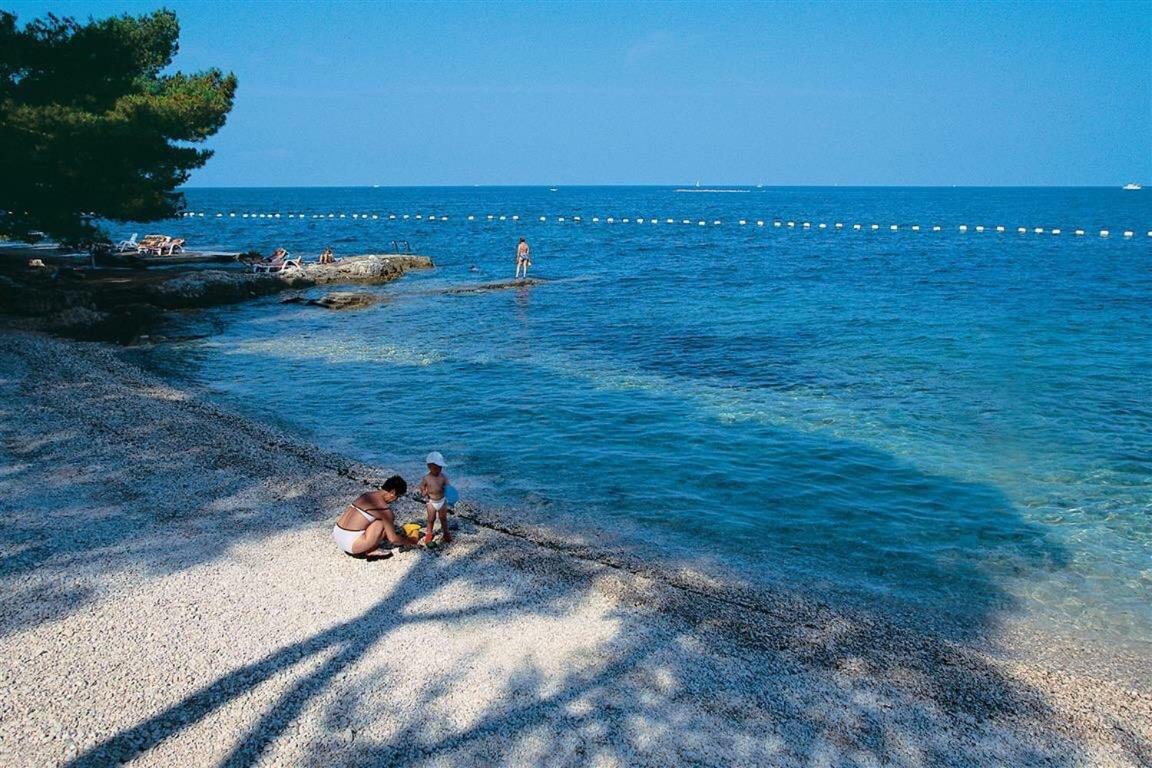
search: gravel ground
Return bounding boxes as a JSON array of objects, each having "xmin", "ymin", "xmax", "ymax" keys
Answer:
[{"xmin": 0, "ymin": 331, "xmax": 1148, "ymax": 767}]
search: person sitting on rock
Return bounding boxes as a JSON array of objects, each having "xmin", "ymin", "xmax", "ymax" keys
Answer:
[{"xmin": 319, "ymin": 247, "xmax": 335, "ymax": 264}]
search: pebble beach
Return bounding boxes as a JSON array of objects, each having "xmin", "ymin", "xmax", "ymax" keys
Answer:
[{"xmin": 1, "ymin": 330, "xmax": 1148, "ymax": 767}]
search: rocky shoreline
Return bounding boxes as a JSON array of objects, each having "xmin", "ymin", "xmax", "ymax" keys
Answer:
[
  {"xmin": 0, "ymin": 254, "xmax": 432, "ymax": 341},
  {"xmin": 0, "ymin": 329, "xmax": 1148, "ymax": 767}
]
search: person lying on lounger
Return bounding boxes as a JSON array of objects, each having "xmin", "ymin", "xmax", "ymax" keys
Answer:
[{"xmin": 332, "ymin": 475, "xmax": 420, "ymax": 560}]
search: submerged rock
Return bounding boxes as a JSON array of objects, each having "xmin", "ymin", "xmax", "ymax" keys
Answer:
[
  {"xmin": 305, "ymin": 292, "xmax": 380, "ymax": 310},
  {"xmin": 445, "ymin": 278, "xmax": 547, "ymax": 295}
]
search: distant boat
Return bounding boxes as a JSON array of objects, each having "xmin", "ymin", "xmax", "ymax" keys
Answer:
[
  {"xmin": 1122, "ymin": 183, "xmax": 1142, "ymax": 190},
  {"xmin": 549, "ymin": 187, "xmax": 558, "ymax": 192}
]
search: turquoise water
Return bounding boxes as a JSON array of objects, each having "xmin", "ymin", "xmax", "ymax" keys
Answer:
[{"xmin": 138, "ymin": 187, "xmax": 1150, "ymax": 649}]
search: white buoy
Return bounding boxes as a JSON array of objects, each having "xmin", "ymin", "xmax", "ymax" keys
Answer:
[
  {"xmin": 773, "ymin": 221, "xmax": 781, "ymax": 227},
  {"xmin": 911, "ymin": 225, "xmax": 920, "ymax": 231},
  {"xmin": 666, "ymin": 218, "xmax": 674, "ymax": 224},
  {"xmin": 698, "ymin": 221, "xmax": 706, "ymax": 226},
  {"xmin": 441, "ymin": 216, "xmax": 448, "ymax": 221},
  {"xmin": 787, "ymin": 221, "xmax": 795, "ymax": 228},
  {"xmin": 573, "ymin": 216, "xmax": 581, "ymax": 222},
  {"xmin": 498, "ymin": 215, "xmax": 506, "ymax": 221},
  {"xmin": 512, "ymin": 215, "xmax": 519, "ymax": 220},
  {"xmin": 372, "ymin": 214, "xmax": 379, "ymax": 220},
  {"xmin": 996, "ymin": 225, "xmax": 1005, "ymax": 232},
  {"xmin": 853, "ymin": 224, "xmax": 862, "ymax": 230},
  {"xmin": 539, "ymin": 216, "xmax": 546, "ymax": 222},
  {"xmin": 242, "ymin": 213, "xmax": 249, "ymax": 218},
  {"xmin": 198, "ymin": 212, "xmax": 205, "ymax": 217},
  {"xmin": 756, "ymin": 220, "xmax": 764, "ymax": 226},
  {"xmin": 229, "ymin": 213, "xmax": 236, "ymax": 217},
  {"xmin": 959, "ymin": 225, "xmax": 968, "ymax": 232},
  {"xmin": 818, "ymin": 223, "xmax": 827, "ymax": 229},
  {"xmin": 975, "ymin": 225, "xmax": 984, "ymax": 232},
  {"xmin": 871, "ymin": 224, "xmax": 880, "ymax": 230},
  {"xmin": 1075, "ymin": 229, "xmax": 1084, "ymax": 236},
  {"xmin": 682, "ymin": 219, "xmax": 690, "ymax": 224},
  {"xmin": 713, "ymin": 220, "xmax": 721, "ymax": 225},
  {"xmin": 1034, "ymin": 227, "xmax": 1043, "ymax": 234},
  {"xmin": 739, "ymin": 219, "xmax": 747, "ymax": 225},
  {"xmin": 802, "ymin": 222, "xmax": 810, "ymax": 228},
  {"xmin": 1017, "ymin": 227, "xmax": 1026, "ymax": 233},
  {"xmin": 932, "ymin": 225, "xmax": 941, "ymax": 232},
  {"xmin": 1123, "ymin": 230, "xmax": 1133, "ymax": 238},
  {"xmin": 389, "ymin": 214, "xmax": 396, "ymax": 219},
  {"xmin": 216, "ymin": 213, "xmax": 222, "ymax": 218},
  {"xmin": 835, "ymin": 222, "xmax": 843, "ymax": 229},
  {"xmin": 1052, "ymin": 229, "xmax": 1061, "ymax": 235},
  {"xmin": 352, "ymin": 214, "xmax": 359, "ymax": 219},
  {"xmin": 558, "ymin": 217, "xmax": 566, "ymax": 222},
  {"xmin": 890, "ymin": 224, "xmax": 898, "ymax": 231},
  {"xmin": 622, "ymin": 218, "xmax": 630, "ymax": 223},
  {"xmin": 1100, "ymin": 229, "xmax": 1109, "ymax": 237}
]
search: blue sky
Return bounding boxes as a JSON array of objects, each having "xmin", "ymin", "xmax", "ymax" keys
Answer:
[{"xmin": 7, "ymin": 0, "xmax": 1151, "ymax": 186}]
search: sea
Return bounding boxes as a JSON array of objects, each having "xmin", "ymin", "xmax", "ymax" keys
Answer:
[{"xmin": 129, "ymin": 186, "xmax": 1150, "ymax": 659}]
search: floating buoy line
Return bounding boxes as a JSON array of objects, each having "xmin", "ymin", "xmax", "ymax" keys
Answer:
[{"xmin": 176, "ymin": 211, "xmax": 1149, "ymax": 240}]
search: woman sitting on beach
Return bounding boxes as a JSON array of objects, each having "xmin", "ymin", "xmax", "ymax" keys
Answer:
[{"xmin": 332, "ymin": 475, "xmax": 420, "ymax": 559}]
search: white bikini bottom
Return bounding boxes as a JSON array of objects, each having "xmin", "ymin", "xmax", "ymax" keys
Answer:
[{"xmin": 333, "ymin": 525, "xmax": 365, "ymax": 554}]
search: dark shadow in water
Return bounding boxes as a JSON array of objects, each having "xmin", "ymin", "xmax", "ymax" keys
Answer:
[{"xmin": 161, "ymin": 335, "xmax": 1075, "ymax": 647}]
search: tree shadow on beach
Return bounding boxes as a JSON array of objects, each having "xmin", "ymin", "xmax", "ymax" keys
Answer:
[
  {"xmin": 0, "ymin": 338, "xmax": 375, "ymax": 640},
  {"xmin": 58, "ymin": 533, "xmax": 1146, "ymax": 768}
]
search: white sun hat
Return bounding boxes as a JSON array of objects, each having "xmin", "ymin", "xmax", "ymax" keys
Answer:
[{"xmin": 425, "ymin": 451, "xmax": 447, "ymax": 467}]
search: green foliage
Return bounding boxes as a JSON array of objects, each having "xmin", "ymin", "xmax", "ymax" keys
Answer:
[{"xmin": 0, "ymin": 9, "xmax": 236, "ymax": 243}]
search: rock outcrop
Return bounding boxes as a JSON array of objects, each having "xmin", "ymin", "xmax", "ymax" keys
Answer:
[
  {"xmin": 0, "ymin": 254, "xmax": 432, "ymax": 341},
  {"xmin": 146, "ymin": 255, "xmax": 432, "ymax": 308}
]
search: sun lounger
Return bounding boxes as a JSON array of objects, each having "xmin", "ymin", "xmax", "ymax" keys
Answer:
[
  {"xmin": 158, "ymin": 238, "xmax": 185, "ymax": 256},
  {"xmin": 252, "ymin": 252, "xmax": 302, "ymax": 273},
  {"xmin": 136, "ymin": 235, "xmax": 169, "ymax": 255},
  {"xmin": 114, "ymin": 233, "xmax": 139, "ymax": 253}
]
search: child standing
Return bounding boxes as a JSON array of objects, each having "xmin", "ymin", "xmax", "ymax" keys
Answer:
[{"xmin": 419, "ymin": 451, "xmax": 452, "ymax": 544}]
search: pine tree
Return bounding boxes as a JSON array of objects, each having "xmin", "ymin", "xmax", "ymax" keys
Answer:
[{"xmin": 0, "ymin": 9, "xmax": 237, "ymax": 244}]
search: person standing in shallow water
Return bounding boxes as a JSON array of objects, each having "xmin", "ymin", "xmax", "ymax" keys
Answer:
[{"xmin": 515, "ymin": 237, "xmax": 531, "ymax": 279}]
